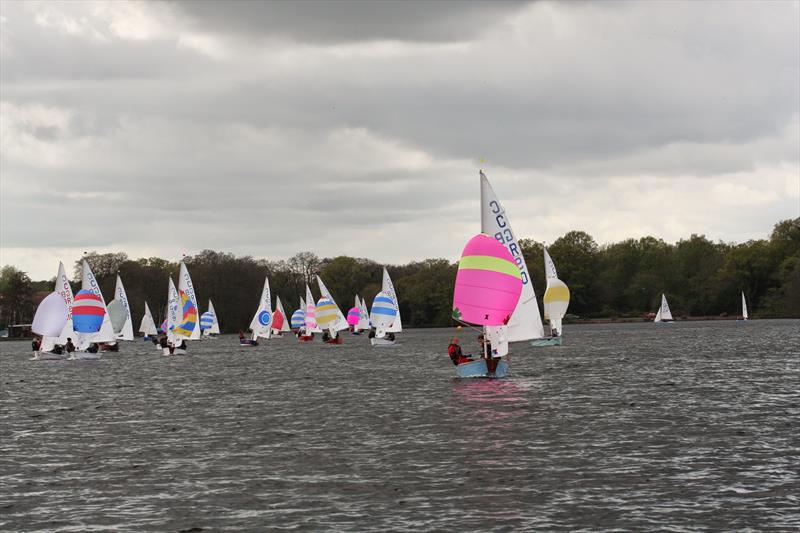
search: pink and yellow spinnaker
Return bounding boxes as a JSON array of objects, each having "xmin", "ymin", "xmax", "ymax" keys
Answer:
[{"xmin": 452, "ymin": 233, "xmax": 523, "ymax": 326}]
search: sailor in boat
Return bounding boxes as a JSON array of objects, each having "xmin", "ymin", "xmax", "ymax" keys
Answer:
[
  {"xmin": 447, "ymin": 337, "xmax": 473, "ymax": 366},
  {"xmin": 65, "ymin": 338, "xmax": 75, "ymax": 356},
  {"xmin": 31, "ymin": 337, "xmax": 41, "ymax": 356},
  {"xmin": 178, "ymin": 340, "xmax": 188, "ymax": 352},
  {"xmin": 386, "ymin": 332, "xmax": 395, "ymax": 342},
  {"xmin": 322, "ymin": 330, "xmax": 330, "ymax": 342},
  {"xmin": 478, "ymin": 334, "xmax": 500, "ymax": 374},
  {"xmin": 51, "ymin": 344, "xmax": 64, "ymax": 356},
  {"xmin": 87, "ymin": 342, "xmax": 99, "ymax": 354}
]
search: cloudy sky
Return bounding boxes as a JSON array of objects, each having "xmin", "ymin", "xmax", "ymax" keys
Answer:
[{"xmin": 1, "ymin": 0, "xmax": 798, "ymax": 280}]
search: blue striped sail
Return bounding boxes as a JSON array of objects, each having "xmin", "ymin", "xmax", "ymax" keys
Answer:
[
  {"xmin": 290, "ymin": 309, "xmax": 305, "ymax": 329},
  {"xmin": 200, "ymin": 311, "xmax": 215, "ymax": 330},
  {"xmin": 370, "ymin": 291, "xmax": 397, "ymax": 331}
]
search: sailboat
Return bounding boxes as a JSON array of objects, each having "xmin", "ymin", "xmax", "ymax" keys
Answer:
[
  {"xmin": 451, "ymin": 234, "xmax": 523, "ymax": 378},
  {"xmin": 532, "ymin": 248, "xmax": 571, "ymax": 347},
  {"xmin": 271, "ymin": 296, "xmax": 291, "ymax": 337},
  {"xmin": 38, "ymin": 261, "xmax": 75, "ymax": 358},
  {"xmin": 72, "ymin": 259, "xmax": 115, "ymax": 357},
  {"xmin": 740, "ymin": 291, "xmax": 749, "ymax": 321},
  {"xmin": 246, "ymin": 275, "xmax": 272, "ymax": 346},
  {"xmin": 316, "ymin": 275, "xmax": 348, "ymax": 344},
  {"xmin": 480, "ymin": 171, "xmax": 544, "ymax": 344},
  {"xmin": 358, "ymin": 296, "xmax": 371, "ymax": 332},
  {"xmin": 162, "ymin": 277, "xmax": 186, "ymax": 355},
  {"xmin": 369, "ymin": 267, "xmax": 402, "ymax": 346},
  {"xmin": 369, "ymin": 291, "xmax": 398, "ymax": 346},
  {"xmin": 347, "ymin": 297, "xmax": 361, "ymax": 334},
  {"xmin": 106, "ymin": 274, "xmax": 134, "ymax": 348},
  {"xmin": 300, "ymin": 285, "xmax": 323, "ymax": 342},
  {"xmin": 290, "ymin": 298, "xmax": 306, "ymax": 332},
  {"xmin": 200, "ymin": 299, "xmax": 220, "ymax": 338},
  {"xmin": 31, "ymin": 279, "xmax": 70, "ymax": 361},
  {"xmin": 654, "ymin": 294, "xmax": 674, "ymax": 323},
  {"xmin": 139, "ymin": 302, "xmax": 158, "ymax": 339},
  {"xmin": 173, "ymin": 261, "xmax": 201, "ymax": 347}
]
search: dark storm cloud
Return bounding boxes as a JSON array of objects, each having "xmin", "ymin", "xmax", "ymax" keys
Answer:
[{"xmin": 168, "ymin": 0, "xmax": 529, "ymax": 44}]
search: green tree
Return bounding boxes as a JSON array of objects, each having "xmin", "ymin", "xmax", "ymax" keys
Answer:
[{"xmin": 0, "ymin": 266, "xmax": 35, "ymax": 326}]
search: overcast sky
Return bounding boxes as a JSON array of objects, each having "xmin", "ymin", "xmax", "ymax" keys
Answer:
[{"xmin": 1, "ymin": 0, "xmax": 798, "ymax": 280}]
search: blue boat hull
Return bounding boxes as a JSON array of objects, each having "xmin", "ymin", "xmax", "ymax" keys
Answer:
[{"xmin": 456, "ymin": 359, "xmax": 508, "ymax": 378}]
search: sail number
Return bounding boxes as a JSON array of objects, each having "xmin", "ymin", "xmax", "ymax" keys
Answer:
[{"xmin": 488, "ymin": 201, "xmax": 529, "ymax": 285}]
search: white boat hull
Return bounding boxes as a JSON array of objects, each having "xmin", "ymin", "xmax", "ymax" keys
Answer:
[
  {"xmin": 32, "ymin": 351, "xmax": 67, "ymax": 361},
  {"xmin": 162, "ymin": 347, "xmax": 188, "ymax": 356},
  {"xmin": 370, "ymin": 337, "xmax": 396, "ymax": 347},
  {"xmin": 68, "ymin": 352, "xmax": 101, "ymax": 360}
]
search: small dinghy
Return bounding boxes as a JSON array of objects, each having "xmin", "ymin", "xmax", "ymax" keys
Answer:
[
  {"xmin": 532, "ymin": 248, "xmax": 570, "ymax": 347},
  {"xmin": 654, "ymin": 294, "xmax": 674, "ymax": 323},
  {"xmin": 451, "ymin": 233, "xmax": 523, "ymax": 378}
]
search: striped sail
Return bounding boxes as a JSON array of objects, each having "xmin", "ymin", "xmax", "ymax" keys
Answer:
[
  {"xmin": 316, "ymin": 297, "xmax": 340, "ymax": 336},
  {"xmin": 316, "ymin": 275, "xmax": 348, "ymax": 332},
  {"xmin": 291, "ymin": 306, "xmax": 306, "ymax": 330},
  {"xmin": 76, "ymin": 259, "xmax": 115, "ymax": 350},
  {"xmin": 304, "ymin": 285, "xmax": 322, "ymax": 333},
  {"xmin": 382, "ymin": 268, "xmax": 402, "ymax": 333},
  {"xmin": 370, "ymin": 291, "xmax": 397, "ymax": 338},
  {"xmin": 175, "ymin": 262, "xmax": 201, "ymax": 340},
  {"xmin": 480, "ymin": 171, "xmax": 544, "ymax": 341},
  {"xmin": 200, "ymin": 311, "xmax": 215, "ymax": 331},
  {"xmin": 542, "ymin": 248, "xmax": 570, "ymax": 336}
]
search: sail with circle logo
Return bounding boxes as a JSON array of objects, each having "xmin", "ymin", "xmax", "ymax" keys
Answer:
[{"xmin": 249, "ymin": 275, "xmax": 273, "ymax": 339}]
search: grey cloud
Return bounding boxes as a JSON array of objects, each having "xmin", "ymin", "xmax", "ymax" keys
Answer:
[{"xmin": 167, "ymin": 0, "xmax": 528, "ymax": 44}]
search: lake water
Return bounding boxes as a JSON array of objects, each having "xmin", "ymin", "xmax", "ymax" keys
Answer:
[{"xmin": 1, "ymin": 320, "xmax": 798, "ymax": 531}]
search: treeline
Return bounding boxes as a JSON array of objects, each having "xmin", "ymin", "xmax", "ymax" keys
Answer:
[{"xmin": 1, "ymin": 218, "xmax": 798, "ymax": 331}]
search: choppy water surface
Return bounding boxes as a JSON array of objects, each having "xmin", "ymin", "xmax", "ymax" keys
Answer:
[{"xmin": 1, "ymin": 320, "xmax": 798, "ymax": 531}]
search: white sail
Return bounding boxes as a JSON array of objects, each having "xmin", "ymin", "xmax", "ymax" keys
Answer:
[
  {"xmin": 544, "ymin": 248, "xmax": 558, "ymax": 280},
  {"xmin": 208, "ymin": 299, "xmax": 221, "ymax": 334},
  {"xmin": 741, "ymin": 291, "xmax": 749, "ymax": 320},
  {"xmin": 381, "ymin": 268, "xmax": 403, "ymax": 333},
  {"xmin": 304, "ymin": 285, "xmax": 322, "ymax": 333},
  {"xmin": 480, "ymin": 171, "xmax": 544, "ymax": 341},
  {"xmin": 358, "ymin": 296, "xmax": 370, "ymax": 330},
  {"xmin": 175, "ymin": 261, "xmax": 201, "ymax": 340},
  {"xmin": 250, "ymin": 276, "xmax": 273, "ymax": 339},
  {"xmin": 485, "ymin": 325, "xmax": 509, "ymax": 358},
  {"xmin": 316, "ymin": 275, "xmax": 348, "ymax": 331},
  {"xmin": 41, "ymin": 261, "xmax": 74, "ymax": 352},
  {"xmin": 32, "ymin": 293, "xmax": 69, "ymax": 338},
  {"xmin": 139, "ymin": 302, "xmax": 158, "ymax": 336},
  {"xmin": 113, "ymin": 275, "xmax": 134, "ymax": 341},
  {"xmin": 76, "ymin": 259, "xmax": 115, "ymax": 349},
  {"xmin": 166, "ymin": 278, "xmax": 180, "ymax": 345},
  {"xmin": 275, "ymin": 296, "xmax": 291, "ymax": 332},
  {"xmin": 655, "ymin": 293, "xmax": 673, "ymax": 322}
]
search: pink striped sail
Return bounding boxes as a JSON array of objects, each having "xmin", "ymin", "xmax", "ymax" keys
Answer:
[
  {"xmin": 346, "ymin": 306, "xmax": 360, "ymax": 326},
  {"xmin": 453, "ymin": 233, "xmax": 523, "ymax": 326}
]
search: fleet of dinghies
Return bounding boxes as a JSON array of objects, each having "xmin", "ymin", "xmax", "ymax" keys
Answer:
[{"xmin": 27, "ymin": 170, "xmax": 753, "ymax": 374}]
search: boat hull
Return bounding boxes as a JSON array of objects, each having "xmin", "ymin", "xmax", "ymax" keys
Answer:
[
  {"xmin": 531, "ymin": 336, "xmax": 563, "ymax": 347},
  {"xmin": 370, "ymin": 337, "xmax": 396, "ymax": 347},
  {"xmin": 68, "ymin": 352, "xmax": 101, "ymax": 360},
  {"xmin": 324, "ymin": 336, "xmax": 343, "ymax": 345},
  {"xmin": 456, "ymin": 359, "xmax": 508, "ymax": 378},
  {"xmin": 298, "ymin": 335, "xmax": 314, "ymax": 343},
  {"xmin": 239, "ymin": 340, "xmax": 258, "ymax": 347},
  {"xmin": 162, "ymin": 347, "xmax": 188, "ymax": 355},
  {"xmin": 32, "ymin": 351, "xmax": 67, "ymax": 361}
]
